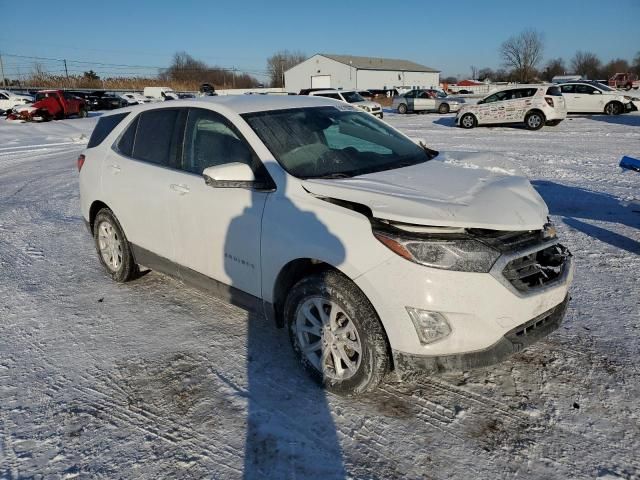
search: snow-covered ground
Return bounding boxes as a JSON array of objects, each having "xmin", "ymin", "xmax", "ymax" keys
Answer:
[{"xmin": 0, "ymin": 110, "xmax": 639, "ymax": 479}]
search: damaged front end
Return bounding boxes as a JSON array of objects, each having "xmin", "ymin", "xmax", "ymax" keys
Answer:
[
  {"xmin": 371, "ymin": 217, "xmax": 573, "ymax": 290},
  {"xmin": 7, "ymin": 105, "xmax": 50, "ymax": 122}
]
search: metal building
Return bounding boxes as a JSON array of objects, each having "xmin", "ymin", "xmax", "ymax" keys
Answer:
[{"xmin": 284, "ymin": 53, "xmax": 440, "ymax": 93}]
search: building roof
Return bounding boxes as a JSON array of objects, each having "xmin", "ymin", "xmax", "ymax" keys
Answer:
[
  {"xmin": 318, "ymin": 54, "xmax": 440, "ymax": 73},
  {"xmin": 456, "ymin": 79, "xmax": 485, "ymax": 86}
]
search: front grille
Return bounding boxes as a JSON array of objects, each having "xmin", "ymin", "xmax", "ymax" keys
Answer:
[{"xmin": 502, "ymin": 244, "xmax": 570, "ymax": 292}]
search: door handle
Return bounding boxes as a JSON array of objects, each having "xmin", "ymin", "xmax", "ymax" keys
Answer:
[
  {"xmin": 170, "ymin": 184, "xmax": 190, "ymax": 195},
  {"xmin": 109, "ymin": 164, "xmax": 121, "ymax": 174}
]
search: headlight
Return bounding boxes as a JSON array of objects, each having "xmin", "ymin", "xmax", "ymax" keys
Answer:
[
  {"xmin": 373, "ymin": 231, "xmax": 500, "ymax": 272},
  {"xmin": 361, "ymin": 105, "xmax": 371, "ymax": 112}
]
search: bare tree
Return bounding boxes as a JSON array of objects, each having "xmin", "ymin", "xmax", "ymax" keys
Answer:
[
  {"xmin": 477, "ymin": 68, "xmax": 495, "ymax": 81},
  {"xmin": 267, "ymin": 50, "xmax": 306, "ymax": 88},
  {"xmin": 470, "ymin": 65, "xmax": 478, "ymax": 80},
  {"xmin": 543, "ymin": 58, "xmax": 565, "ymax": 81},
  {"xmin": 600, "ymin": 58, "xmax": 630, "ymax": 80},
  {"xmin": 500, "ymin": 29, "xmax": 544, "ymax": 82},
  {"xmin": 571, "ymin": 51, "xmax": 601, "ymax": 79},
  {"xmin": 633, "ymin": 52, "xmax": 640, "ymax": 75}
]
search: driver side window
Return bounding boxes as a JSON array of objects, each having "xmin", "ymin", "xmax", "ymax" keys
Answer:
[{"xmin": 181, "ymin": 108, "xmax": 260, "ymax": 175}]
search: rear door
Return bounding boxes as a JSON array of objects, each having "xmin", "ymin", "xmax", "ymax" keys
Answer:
[
  {"xmin": 414, "ymin": 90, "xmax": 436, "ymax": 111},
  {"xmin": 101, "ymin": 107, "xmax": 185, "ymax": 264},
  {"xmin": 560, "ymin": 84, "xmax": 577, "ymax": 111}
]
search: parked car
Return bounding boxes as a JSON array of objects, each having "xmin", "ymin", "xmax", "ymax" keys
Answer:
[
  {"xmin": 559, "ymin": 81, "xmax": 637, "ymax": 115},
  {"xmin": 119, "ymin": 92, "xmax": 150, "ymax": 105},
  {"xmin": 0, "ymin": 89, "xmax": 32, "ymax": 111},
  {"xmin": 608, "ymin": 73, "xmax": 640, "ymax": 91},
  {"xmin": 199, "ymin": 83, "xmax": 217, "ymax": 96},
  {"xmin": 143, "ymin": 86, "xmax": 179, "ymax": 101},
  {"xmin": 393, "ymin": 89, "xmax": 465, "ymax": 114},
  {"xmin": 9, "ymin": 90, "xmax": 87, "ymax": 121},
  {"xmin": 87, "ymin": 91, "xmax": 127, "ymax": 111},
  {"xmin": 178, "ymin": 93, "xmax": 196, "ymax": 99},
  {"xmin": 308, "ymin": 89, "xmax": 383, "ymax": 118},
  {"xmin": 456, "ymin": 85, "xmax": 566, "ymax": 130},
  {"xmin": 79, "ymin": 96, "xmax": 573, "ymax": 395}
]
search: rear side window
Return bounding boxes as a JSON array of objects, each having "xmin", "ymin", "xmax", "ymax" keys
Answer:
[
  {"xmin": 88, "ymin": 113, "xmax": 129, "ymax": 148},
  {"xmin": 546, "ymin": 86, "xmax": 562, "ymax": 96},
  {"xmin": 317, "ymin": 93, "xmax": 342, "ymax": 100},
  {"xmin": 132, "ymin": 109, "xmax": 181, "ymax": 167},
  {"xmin": 116, "ymin": 115, "xmax": 138, "ymax": 156},
  {"xmin": 560, "ymin": 84, "xmax": 575, "ymax": 94}
]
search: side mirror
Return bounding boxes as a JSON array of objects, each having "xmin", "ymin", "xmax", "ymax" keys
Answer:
[{"xmin": 203, "ymin": 162, "xmax": 271, "ymax": 190}]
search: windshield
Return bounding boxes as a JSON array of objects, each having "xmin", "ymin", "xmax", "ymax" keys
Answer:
[
  {"xmin": 341, "ymin": 91, "xmax": 365, "ymax": 103},
  {"xmin": 435, "ymin": 91, "xmax": 447, "ymax": 98},
  {"xmin": 243, "ymin": 106, "xmax": 434, "ymax": 179},
  {"xmin": 593, "ymin": 82, "xmax": 613, "ymax": 91}
]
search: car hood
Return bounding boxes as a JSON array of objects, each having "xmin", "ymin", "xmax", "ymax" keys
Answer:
[
  {"xmin": 302, "ymin": 155, "xmax": 548, "ymax": 231},
  {"xmin": 352, "ymin": 100, "xmax": 381, "ymax": 109}
]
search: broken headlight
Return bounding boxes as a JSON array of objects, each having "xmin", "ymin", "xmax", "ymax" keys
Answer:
[{"xmin": 374, "ymin": 231, "xmax": 500, "ymax": 272}]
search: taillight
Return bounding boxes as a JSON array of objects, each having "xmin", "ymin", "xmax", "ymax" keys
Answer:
[
  {"xmin": 77, "ymin": 154, "xmax": 86, "ymax": 172},
  {"xmin": 545, "ymin": 97, "xmax": 554, "ymax": 107}
]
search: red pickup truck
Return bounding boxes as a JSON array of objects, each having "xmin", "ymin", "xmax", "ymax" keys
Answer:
[
  {"xmin": 608, "ymin": 73, "xmax": 640, "ymax": 91},
  {"xmin": 9, "ymin": 90, "xmax": 88, "ymax": 121}
]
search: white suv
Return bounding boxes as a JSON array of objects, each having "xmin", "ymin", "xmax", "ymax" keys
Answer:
[
  {"xmin": 456, "ymin": 85, "xmax": 567, "ymax": 130},
  {"xmin": 79, "ymin": 96, "xmax": 574, "ymax": 395},
  {"xmin": 309, "ymin": 89, "xmax": 383, "ymax": 118}
]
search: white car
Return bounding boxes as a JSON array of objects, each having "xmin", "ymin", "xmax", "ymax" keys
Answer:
[
  {"xmin": 559, "ymin": 81, "xmax": 637, "ymax": 115},
  {"xmin": 0, "ymin": 89, "xmax": 33, "ymax": 111},
  {"xmin": 142, "ymin": 86, "xmax": 179, "ymax": 101},
  {"xmin": 79, "ymin": 96, "xmax": 573, "ymax": 395},
  {"xmin": 309, "ymin": 89, "xmax": 383, "ymax": 118},
  {"xmin": 393, "ymin": 89, "xmax": 465, "ymax": 114},
  {"xmin": 456, "ymin": 85, "xmax": 567, "ymax": 130},
  {"xmin": 118, "ymin": 92, "xmax": 150, "ymax": 105}
]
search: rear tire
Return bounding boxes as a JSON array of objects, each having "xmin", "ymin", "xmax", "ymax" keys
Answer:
[
  {"xmin": 459, "ymin": 113, "xmax": 477, "ymax": 129},
  {"xmin": 525, "ymin": 111, "xmax": 545, "ymax": 130},
  {"xmin": 438, "ymin": 103, "xmax": 450, "ymax": 114},
  {"xmin": 285, "ymin": 270, "xmax": 390, "ymax": 396},
  {"xmin": 604, "ymin": 101, "xmax": 622, "ymax": 115},
  {"xmin": 397, "ymin": 103, "xmax": 408, "ymax": 114},
  {"xmin": 93, "ymin": 208, "xmax": 137, "ymax": 282},
  {"xmin": 79, "ymin": 108, "xmax": 88, "ymax": 118}
]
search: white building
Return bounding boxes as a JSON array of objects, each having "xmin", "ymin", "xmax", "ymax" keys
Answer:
[{"xmin": 284, "ymin": 53, "xmax": 440, "ymax": 93}]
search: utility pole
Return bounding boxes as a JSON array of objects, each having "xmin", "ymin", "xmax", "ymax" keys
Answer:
[
  {"xmin": 232, "ymin": 67, "xmax": 236, "ymax": 88},
  {"xmin": 63, "ymin": 59, "xmax": 69, "ymax": 87},
  {"xmin": 0, "ymin": 53, "xmax": 5, "ymax": 87}
]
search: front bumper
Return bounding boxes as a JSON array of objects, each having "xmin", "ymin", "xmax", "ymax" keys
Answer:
[
  {"xmin": 393, "ymin": 296, "xmax": 569, "ymax": 378},
  {"xmin": 355, "ymin": 238, "xmax": 574, "ymax": 360},
  {"xmin": 626, "ymin": 101, "xmax": 638, "ymax": 112}
]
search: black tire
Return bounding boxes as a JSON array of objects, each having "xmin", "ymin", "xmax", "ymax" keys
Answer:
[
  {"xmin": 625, "ymin": 84, "xmax": 632, "ymax": 91},
  {"xmin": 546, "ymin": 119, "xmax": 562, "ymax": 126},
  {"xmin": 525, "ymin": 110, "xmax": 545, "ymax": 130},
  {"xmin": 438, "ymin": 103, "xmax": 450, "ymax": 114},
  {"xmin": 379, "ymin": 112, "xmax": 383, "ymax": 119},
  {"xmin": 604, "ymin": 101, "xmax": 622, "ymax": 115},
  {"xmin": 459, "ymin": 112, "xmax": 477, "ymax": 129},
  {"xmin": 397, "ymin": 103, "xmax": 408, "ymax": 114},
  {"xmin": 79, "ymin": 108, "xmax": 88, "ymax": 118},
  {"xmin": 93, "ymin": 208, "xmax": 137, "ymax": 282},
  {"xmin": 285, "ymin": 270, "xmax": 390, "ymax": 396}
]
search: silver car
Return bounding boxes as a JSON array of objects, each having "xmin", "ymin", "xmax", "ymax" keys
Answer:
[{"xmin": 393, "ymin": 89, "xmax": 465, "ymax": 114}]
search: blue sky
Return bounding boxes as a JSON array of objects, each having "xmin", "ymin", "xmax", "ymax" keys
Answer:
[{"xmin": 2, "ymin": 0, "xmax": 638, "ymax": 82}]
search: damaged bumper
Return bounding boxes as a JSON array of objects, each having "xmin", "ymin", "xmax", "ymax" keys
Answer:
[{"xmin": 392, "ymin": 296, "xmax": 569, "ymax": 379}]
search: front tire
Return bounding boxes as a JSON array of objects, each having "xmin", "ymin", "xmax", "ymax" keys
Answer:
[
  {"xmin": 525, "ymin": 111, "xmax": 545, "ymax": 130},
  {"xmin": 438, "ymin": 103, "xmax": 450, "ymax": 114},
  {"xmin": 93, "ymin": 208, "xmax": 137, "ymax": 282},
  {"xmin": 285, "ymin": 271, "xmax": 390, "ymax": 396},
  {"xmin": 604, "ymin": 101, "xmax": 622, "ymax": 115},
  {"xmin": 397, "ymin": 103, "xmax": 408, "ymax": 114},
  {"xmin": 459, "ymin": 113, "xmax": 477, "ymax": 129}
]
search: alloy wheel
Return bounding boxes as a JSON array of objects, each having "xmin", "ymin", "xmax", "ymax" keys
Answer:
[
  {"xmin": 97, "ymin": 220, "xmax": 123, "ymax": 272},
  {"xmin": 295, "ymin": 297, "xmax": 362, "ymax": 381}
]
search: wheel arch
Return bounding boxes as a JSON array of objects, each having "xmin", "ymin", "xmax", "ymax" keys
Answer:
[
  {"xmin": 526, "ymin": 108, "xmax": 546, "ymax": 119},
  {"xmin": 271, "ymin": 257, "xmax": 395, "ymax": 369},
  {"xmin": 89, "ymin": 200, "xmax": 111, "ymax": 231}
]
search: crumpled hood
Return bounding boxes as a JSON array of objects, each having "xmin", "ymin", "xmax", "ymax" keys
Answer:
[{"xmin": 302, "ymin": 154, "xmax": 549, "ymax": 231}]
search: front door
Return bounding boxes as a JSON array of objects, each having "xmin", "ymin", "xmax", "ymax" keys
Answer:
[{"xmin": 168, "ymin": 107, "xmax": 269, "ymax": 297}]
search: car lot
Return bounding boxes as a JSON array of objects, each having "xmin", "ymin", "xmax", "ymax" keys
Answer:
[{"xmin": 0, "ymin": 110, "xmax": 639, "ymax": 478}]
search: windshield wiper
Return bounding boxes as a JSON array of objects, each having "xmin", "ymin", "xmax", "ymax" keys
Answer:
[
  {"xmin": 313, "ymin": 172, "xmax": 354, "ymax": 179},
  {"xmin": 418, "ymin": 143, "xmax": 439, "ymax": 161}
]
